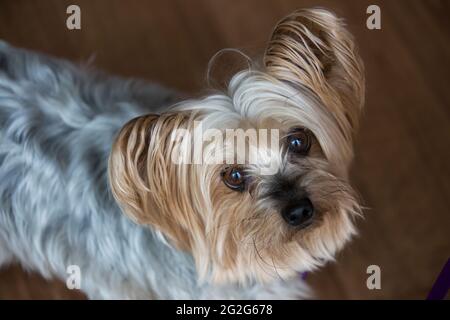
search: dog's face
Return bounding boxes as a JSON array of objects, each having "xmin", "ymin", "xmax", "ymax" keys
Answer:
[{"xmin": 109, "ymin": 9, "xmax": 365, "ymax": 284}]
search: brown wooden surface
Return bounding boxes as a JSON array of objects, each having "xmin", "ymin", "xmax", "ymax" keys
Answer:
[{"xmin": 0, "ymin": 0, "xmax": 449, "ymax": 299}]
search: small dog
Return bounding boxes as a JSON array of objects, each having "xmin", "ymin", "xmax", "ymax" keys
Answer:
[{"xmin": 0, "ymin": 8, "xmax": 364, "ymax": 299}]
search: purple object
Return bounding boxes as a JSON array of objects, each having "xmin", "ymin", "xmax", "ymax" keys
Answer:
[{"xmin": 426, "ymin": 258, "xmax": 450, "ymax": 300}]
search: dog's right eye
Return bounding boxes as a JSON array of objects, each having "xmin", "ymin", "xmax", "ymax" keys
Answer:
[{"xmin": 221, "ymin": 166, "xmax": 246, "ymax": 191}]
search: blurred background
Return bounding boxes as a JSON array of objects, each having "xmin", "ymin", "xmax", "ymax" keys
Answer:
[{"xmin": 0, "ymin": 0, "xmax": 448, "ymax": 299}]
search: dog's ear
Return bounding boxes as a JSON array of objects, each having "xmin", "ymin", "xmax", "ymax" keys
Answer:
[
  {"xmin": 108, "ymin": 113, "xmax": 194, "ymax": 249},
  {"xmin": 264, "ymin": 8, "xmax": 365, "ymax": 140},
  {"xmin": 108, "ymin": 114, "xmax": 160, "ymax": 224}
]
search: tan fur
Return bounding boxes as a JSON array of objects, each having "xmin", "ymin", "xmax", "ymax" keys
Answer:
[
  {"xmin": 264, "ymin": 8, "xmax": 365, "ymax": 142},
  {"xmin": 108, "ymin": 8, "xmax": 365, "ymax": 286}
]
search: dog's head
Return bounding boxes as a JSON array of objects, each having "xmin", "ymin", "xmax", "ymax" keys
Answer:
[{"xmin": 109, "ymin": 9, "xmax": 365, "ymax": 284}]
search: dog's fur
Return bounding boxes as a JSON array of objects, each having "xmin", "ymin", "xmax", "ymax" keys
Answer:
[{"xmin": 0, "ymin": 9, "xmax": 364, "ymax": 299}]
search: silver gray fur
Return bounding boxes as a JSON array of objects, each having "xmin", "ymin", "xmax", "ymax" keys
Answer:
[{"xmin": 0, "ymin": 42, "xmax": 308, "ymax": 299}]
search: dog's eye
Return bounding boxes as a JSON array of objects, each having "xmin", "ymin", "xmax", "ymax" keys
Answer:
[
  {"xmin": 287, "ymin": 128, "xmax": 311, "ymax": 155},
  {"xmin": 221, "ymin": 166, "xmax": 246, "ymax": 191}
]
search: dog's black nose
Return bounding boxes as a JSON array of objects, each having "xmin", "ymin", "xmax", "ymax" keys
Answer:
[{"xmin": 282, "ymin": 198, "xmax": 314, "ymax": 227}]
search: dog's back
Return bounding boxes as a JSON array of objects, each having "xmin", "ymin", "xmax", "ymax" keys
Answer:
[{"xmin": 0, "ymin": 42, "xmax": 190, "ymax": 298}]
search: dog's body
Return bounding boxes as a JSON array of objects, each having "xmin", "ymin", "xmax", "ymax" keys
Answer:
[
  {"xmin": 0, "ymin": 9, "xmax": 364, "ymax": 299},
  {"xmin": 0, "ymin": 41, "xmax": 309, "ymax": 299}
]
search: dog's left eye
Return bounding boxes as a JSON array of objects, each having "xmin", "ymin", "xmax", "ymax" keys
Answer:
[
  {"xmin": 221, "ymin": 166, "xmax": 246, "ymax": 191},
  {"xmin": 287, "ymin": 128, "xmax": 311, "ymax": 155}
]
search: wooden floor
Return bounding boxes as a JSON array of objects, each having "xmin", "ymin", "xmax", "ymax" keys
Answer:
[{"xmin": 0, "ymin": 0, "xmax": 449, "ymax": 299}]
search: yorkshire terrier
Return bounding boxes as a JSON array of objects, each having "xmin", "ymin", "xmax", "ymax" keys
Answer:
[{"xmin": 0, "ymin": 8, "xmax": 364, "ymax": 299}]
